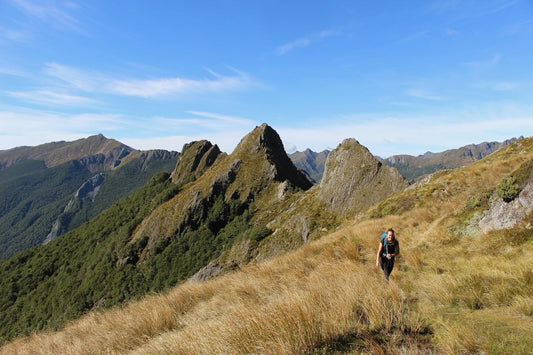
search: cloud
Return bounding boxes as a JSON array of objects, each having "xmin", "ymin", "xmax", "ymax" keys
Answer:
[
  {"xmin": 0, "ymin": 108, "xmax": 258, "ymax": 153},
  {"xmin": 474, "ymin": 81, "xmax": 522, "ymax": 91},
  {"xmin": 43, "ymin": 63, "xmax": 108, "ymax": 91},
  {"xmin": 6, "ymin": 90, "xmax": 96, "ymax": 106},
  {"xmin": 465, "ymin": 54, "xmax": 502, "ymax": 73},
  {"xmin": 444, "ymin": 28, "xmax": 460, "ymax": 36},
  {"xmin": 405, "ymin": 89, "xmax": 446, "ymax": 101},
  {"xmin": 9, "ymin": 0, "xmax": 82, "ymax": 32},
  {"xmin": 0, "ymin": 25, "xmax": 31, "ymax": 43},
  {"xmin": 185, "ymin": 111, "xmax": 255, "ymax": 126},
  {"xmin": 110, "ymin": 72, "xmax": 252, "ymax": 98},
  {"xmin": 0, "ymin": 109, "xmax": 125, "ymax": 149},
  {"xmin": 397, "ymin": 31, "xmax": 429, "ymax": 44},
  {"xmin": 276, "ymin": 29, "xmax": 339, "ymax": 55},
  {"xmin": 42, "ymin": 63, "xmax": 256, "ymax": 98}
]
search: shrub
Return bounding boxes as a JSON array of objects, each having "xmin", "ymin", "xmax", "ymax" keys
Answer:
[{"xmin": 496, "ymin": 175, "xmax": 520, "ymax": 202}]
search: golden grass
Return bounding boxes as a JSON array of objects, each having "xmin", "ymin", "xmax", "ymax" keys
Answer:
[{"xmin": 2, "ymin": 138, "xmax": 532, "ymax": 354}]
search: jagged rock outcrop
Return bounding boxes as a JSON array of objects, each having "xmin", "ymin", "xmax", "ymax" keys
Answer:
[
  {"xmin": 171, "ymin": 141, "xmax": 222, "ymax": 185},
  {"xmin": 317, "ymin": 138, "xmax": 408, "ymax": 216},
  {"xmin": 132, "ymin": 124, "xmax": 313, "ymax": 254}
]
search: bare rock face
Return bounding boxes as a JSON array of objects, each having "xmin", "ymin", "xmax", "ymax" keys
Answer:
[
  {"xmin": 317, "ymin": 138, "xmax": 408, "ymax": 216},
  {"xmin": 170, "ymin": 140, "xmax": 222, "ymax": 185},
  {"xmin": 231, "ymin": 123, "xmax": 313, "ymax": 192},
  {"xmin": 479, "ymin": 182, "xmax": 533, "ymax": 233}
]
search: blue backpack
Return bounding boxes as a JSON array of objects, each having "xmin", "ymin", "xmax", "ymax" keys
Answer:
[{"xmin": 381, "ymin": 232, "xmax": 398, "ymax": 256}]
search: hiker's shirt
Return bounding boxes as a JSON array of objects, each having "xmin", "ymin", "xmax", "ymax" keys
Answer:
[{"xmin": 382, "ymin": 240, "xmax": 398, "ymax": 258}]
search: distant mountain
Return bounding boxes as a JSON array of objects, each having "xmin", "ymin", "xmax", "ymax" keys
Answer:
[
  {"xmin": 0, "ymin": 134, "xmax": 129, "ymax": 171},
  {"xmin": 289, "ymin": 149, "xmax": 330, "ymax": 182},
  {"xmin": 382, "ymin": 137, "xmax": 521, "ymax": 181},
  {"xmin": 0, "ymin": 135, "xmax": 178, "ymax": 259}
]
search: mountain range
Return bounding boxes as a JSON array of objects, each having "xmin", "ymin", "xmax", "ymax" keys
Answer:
[
  {"xmin": 0, "ymin": 134, "xmax": 179, "ymax": 260},
  {"xmin": 288, "ymin": 137, "xmax": 520, "ymax": 183},
  {"xmin": 0, "ymin": 125, "xmax": 531, "ymax": 352}
]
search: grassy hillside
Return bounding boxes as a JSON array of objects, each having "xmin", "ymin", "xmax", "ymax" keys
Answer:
[{"xmin": 2, "ymin": 138, "xmax": 531, "ymax": 354}]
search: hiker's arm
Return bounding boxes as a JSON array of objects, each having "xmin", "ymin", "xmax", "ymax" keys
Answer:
[
  {"xmin": 376, "ymin": 243, "xmax": 383, "ymax": 266},
  {"xmin": 393, "ymin": 243, "xmax": 399, "ymax": 257}
]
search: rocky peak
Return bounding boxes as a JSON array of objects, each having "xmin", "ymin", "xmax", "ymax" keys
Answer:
[
  {"xmin": 317, "ymin": 138, "xmax": 408, "ymax": 216},
  {"xmin": 231, "ymin": 124, "xmax": 313, "ymax": 191},
  {"xmin": 171, "ymin": 140, "xmax": 222, "ymax": 185}
]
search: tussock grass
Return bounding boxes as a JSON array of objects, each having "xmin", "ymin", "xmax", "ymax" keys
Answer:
[{"xmin": 2, "ymin": 138, "xmax": 532, "ymax": 354}]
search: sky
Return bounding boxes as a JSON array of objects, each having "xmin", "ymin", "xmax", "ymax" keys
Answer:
[{"xmin": 1, "ymin": 0, "xmax": 533, "ymax": 157}]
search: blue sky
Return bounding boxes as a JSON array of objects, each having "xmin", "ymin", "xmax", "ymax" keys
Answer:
[{"xmin": 1, "ymin": 0, "xmax": 532, "ymax": 157}]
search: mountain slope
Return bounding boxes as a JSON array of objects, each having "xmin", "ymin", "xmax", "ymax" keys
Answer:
[
  {"xmin": 0, "ymin": 124, "xmax": 313, "ymax": 342},
  {"xmin": 0, "ymin": 136, "xmax": 178, "ymax": 259},
  {"xmin": 2, "ymin": 137, "xmax": 531, "ymax": 354}
]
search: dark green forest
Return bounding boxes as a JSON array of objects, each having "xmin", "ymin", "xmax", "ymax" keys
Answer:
[
  {"xmin": 0, "ymin": 153, "xmax": 177, "ymax": 259},
  {"xmin": 0, "ymin": 172, "xmax": 269, "ymax": 343}
]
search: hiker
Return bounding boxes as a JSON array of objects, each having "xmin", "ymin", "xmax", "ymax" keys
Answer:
[{"xmin": 376, "ymin": 228, "xmax": 400, "ymax": 281}]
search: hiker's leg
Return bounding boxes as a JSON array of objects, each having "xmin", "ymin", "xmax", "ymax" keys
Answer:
[{"xmin": 385, "ymin": 259, "xmax": 395, "ymax": 281}]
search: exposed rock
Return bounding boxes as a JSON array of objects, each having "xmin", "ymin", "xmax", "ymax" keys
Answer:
[
  {"xmin": 75, "ymin": 173, "xmax": 105, "ymax": 201},
  {"xmin": 171, "ymin": 140, "xmax": 222, "ymax": 185},
  {"xmin": 479, "ymin": 182, "xmax": 533, "ymax": 233},
  {"xmin": 317, "ymin": 138, "xmax": 408, "ymax": 217}
]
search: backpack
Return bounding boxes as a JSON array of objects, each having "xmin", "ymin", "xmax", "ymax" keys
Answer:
[{"xmin": 381, "ymin": 232, "xmax": 398, "ymax": 256}]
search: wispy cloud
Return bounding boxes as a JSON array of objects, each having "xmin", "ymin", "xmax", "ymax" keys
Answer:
[
  {"xmin": 9, "ymin": 0, "xmax": 83, "ymax": 32},
  {"xmin": 474, "ymin": 81, "xmax": 523, "ymax": 91},
  {"xmin": 397, "ymin": 30, "xmax": 429, "ymax": 44},
  {"xmin": 42, "ymin": 63, "xmax": 256, "ymax": 99},
  {"xmin": 0, "ymin": 109, "xmax": 125, "ymax": 149},
  {"xmin": 444, "ymin": 28, "xmax": 460, "ymax": 36},
  {"xmin": 276, "ymin": 29, "xmax": 340, "ymax": 55},
  {"xmin": 405, "ymin": 89, "xmax": 446, "ymax": 101},
  {"xmin": 465, "ymin": 53, "xmax": 502, "ymax": 71},
  {"xmin": 110, "ymin": 72, "xmax": 252, "ymax": 98},
  {"xmin": 6, "ymin": 90, "xmax": 96, "ymax": 106},
  {"xmin": 185, "ymin": 111, "xmax": 255, "ymax": 126},
  {"xmin": 0, "ymin": 108, "xmax": 258, "ymax": 153},
  {"xmin": 0, "ymin": 25, "xmax": 31, "ymax": 43}
]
